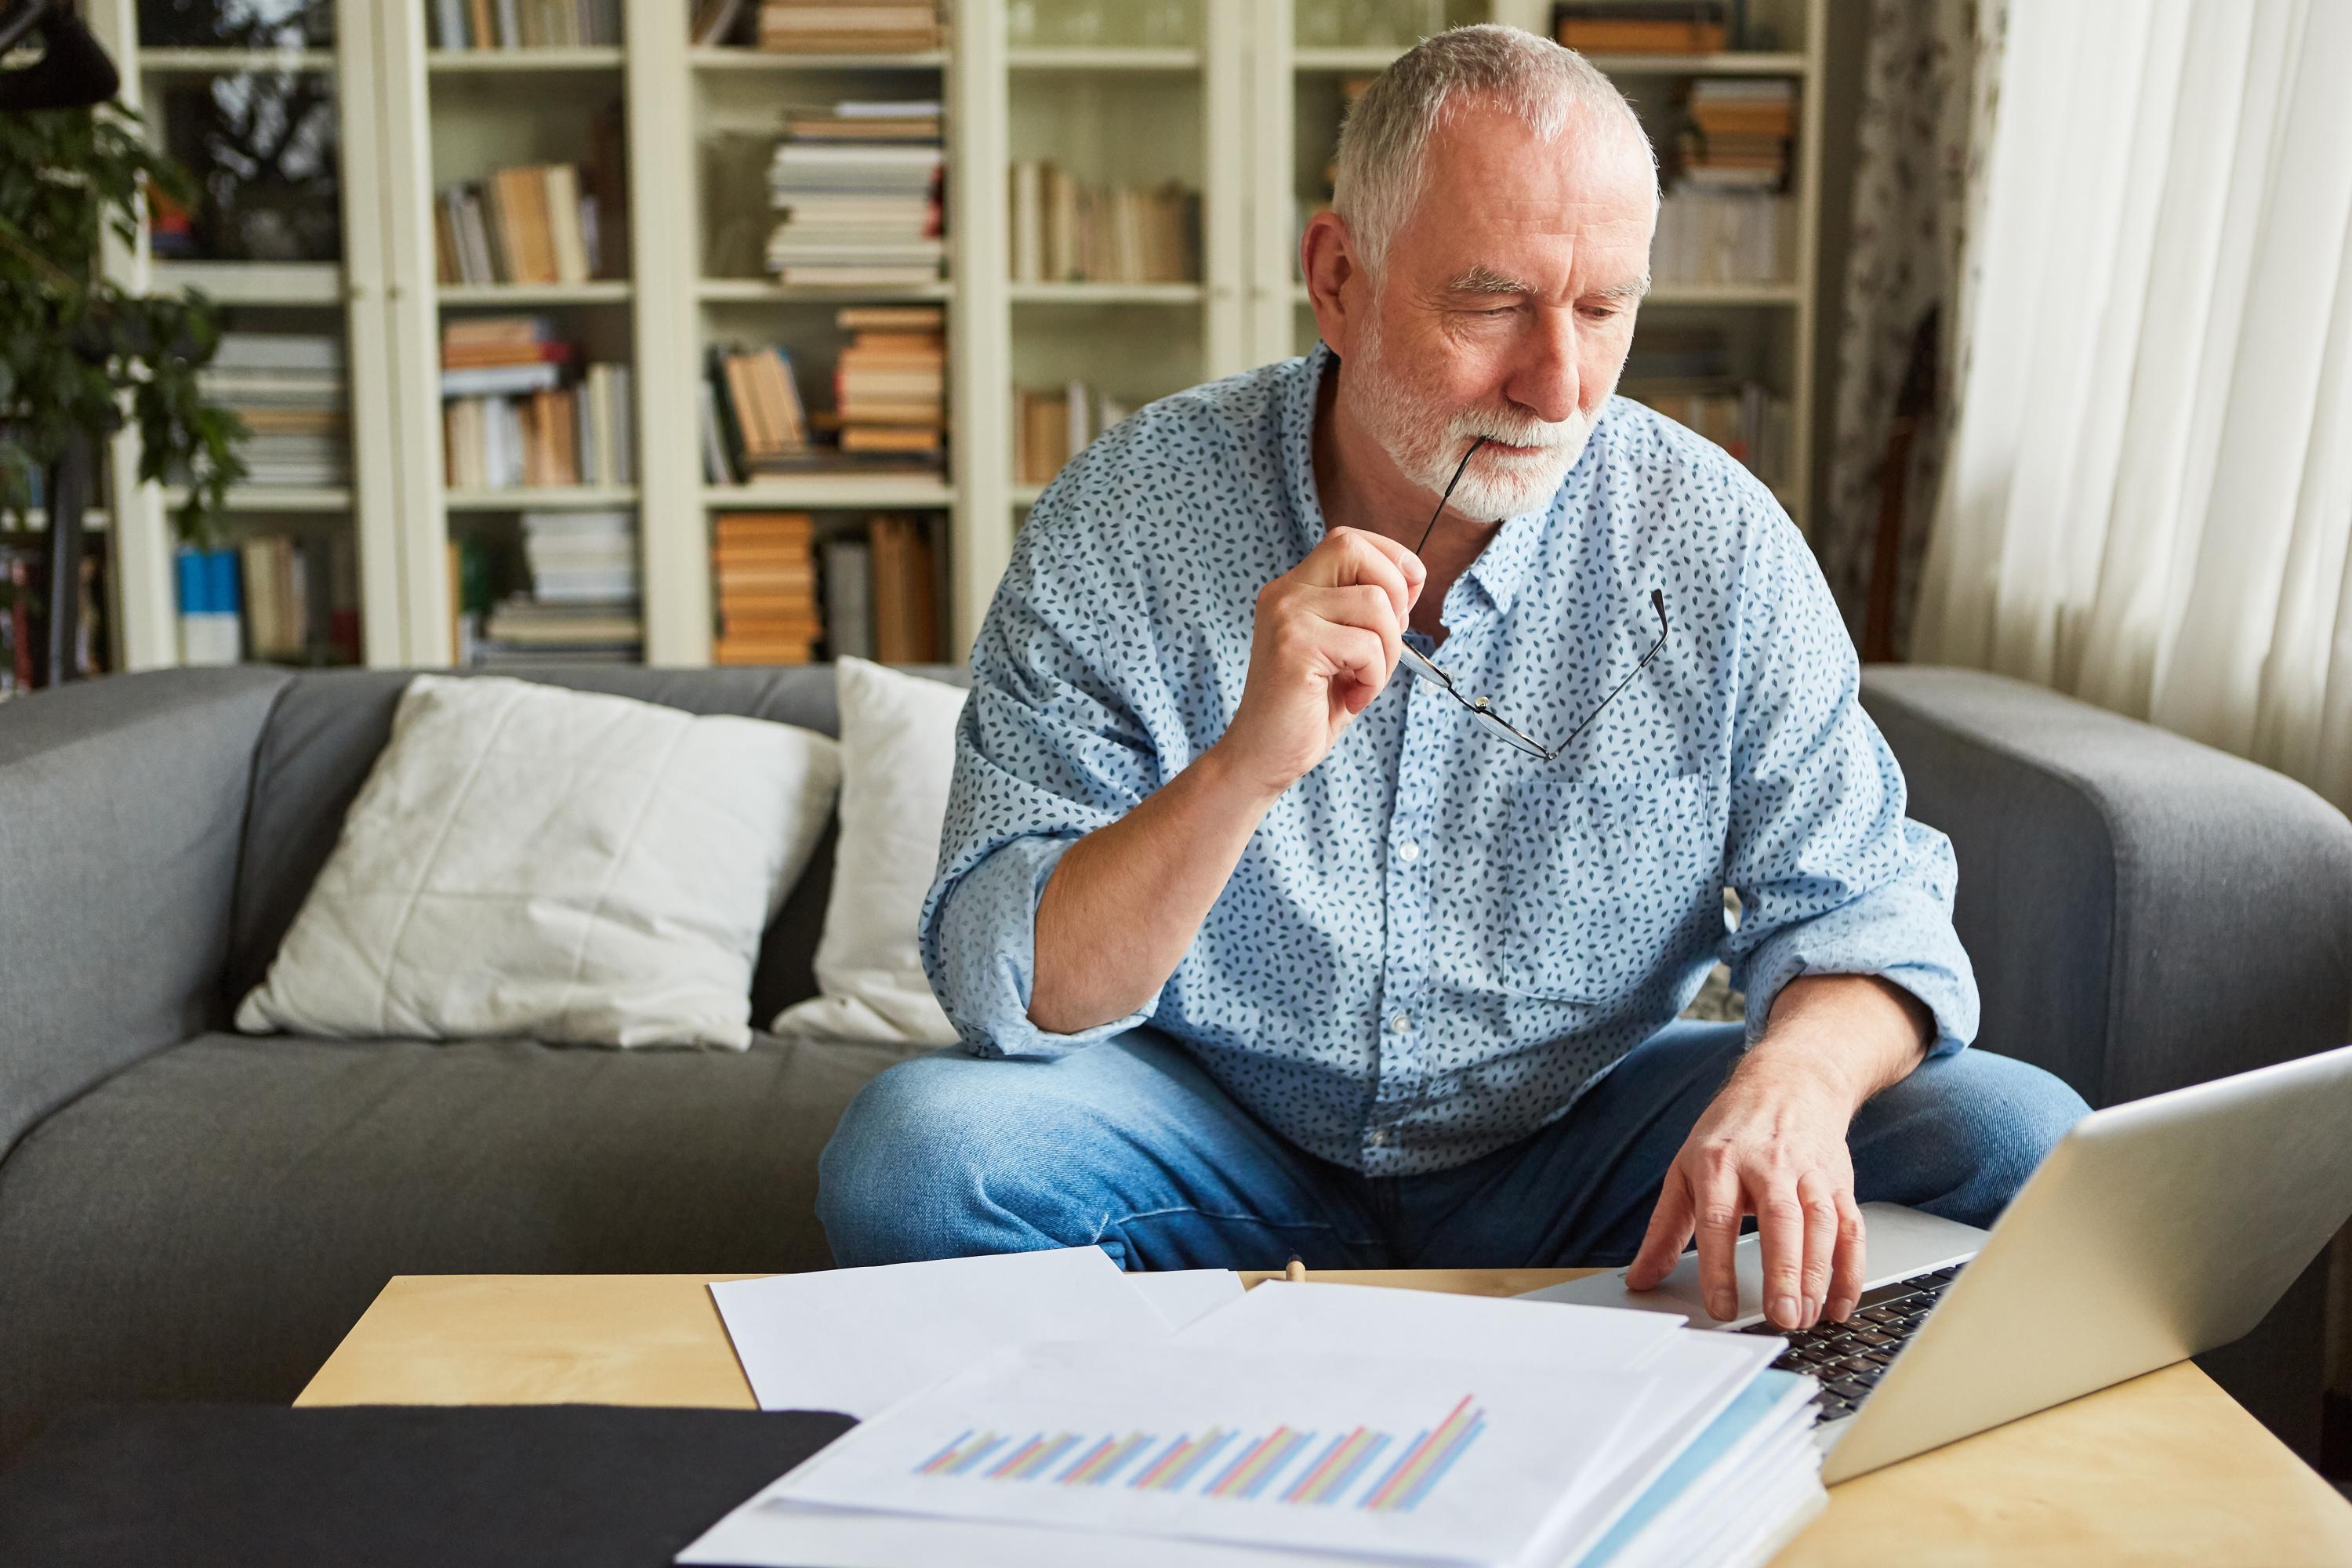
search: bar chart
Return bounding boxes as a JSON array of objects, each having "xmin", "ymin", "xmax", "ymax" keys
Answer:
[{"xmin": 909, "ymin": 1392, "xmax": 1488, "ymax": 1515}]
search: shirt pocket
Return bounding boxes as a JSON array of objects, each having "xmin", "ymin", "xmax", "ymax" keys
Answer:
[{"xmin": 1498, "ymin": 767, "xmax": 1719, "ymax": 1002}]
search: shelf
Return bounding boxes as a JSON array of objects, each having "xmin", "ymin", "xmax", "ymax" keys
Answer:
[
  {"xmin": 138, "ymin": 47, "xmax": 335, "ymax": 73},
  {"xmin": 1010, "ymin": 281, "xmax": 1204, "ymax": 305},
  {"xmin": 1581, "ymin": 52, "xmax": 1809, "ymax": 76},
  {"xmin": 164, "ymin": 485, "xmax": 350, "ymax": 512},
  {"xmin": 5, "ymin": 508, "xmax": 110, "ymax": 533},
  {"xmin": 445, "ymin": 488, "xmax": 640, "ymax": 510},
  {"xmin": 1292, "ymin": 46, "xmax": 1409, "ymax": 72},
  {"xmin": 427, "ymin": 48, "xmax": 623, "ymax": 72},
  {"xmin": 1007, "ymin": 46, "xmax": 1203, "ymax": 71},
  {"xmin": 689, "ymin": 47, "xmax": 946, "ymax": 71},
  {"xmin": 152, "ymin": 260, "xmax": 343, "ymax": 305},
  {"xmin": 1647, "ymin": 281, "xmax": 1802, "ymax": 306},
  {"xmin": 438, "ymin": 281, "xmax": 633, "ymax": 306},
  {"xmin": 703, "ymin": 478, "xmax": 953, "ymax": 509},
  {"xmin": 698, "ymin": 278, "xmax": 951, "ymax": 303}
]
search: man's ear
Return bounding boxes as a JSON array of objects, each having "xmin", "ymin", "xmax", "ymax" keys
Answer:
[{"xmin": 1299, "ymin": 210, "xmax": 1366, "ymax": 359}]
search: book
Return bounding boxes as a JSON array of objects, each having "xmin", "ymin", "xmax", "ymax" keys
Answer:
[{"xmin": 868, "ymin": 512, "xmax": 938, "ymax": 662}]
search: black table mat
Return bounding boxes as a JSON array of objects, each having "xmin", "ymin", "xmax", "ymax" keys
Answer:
[{"xmin": 0, "ymin": 1403, "xmax": 857, "ymax": 1567}]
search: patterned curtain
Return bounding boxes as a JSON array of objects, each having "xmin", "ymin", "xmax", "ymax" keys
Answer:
[
  {"xmin": 1912, "ymin": 1, "xmax": 2352, "ymax": 815},
  {"xmin": 1813, "ymin": 0, "xmax": 2007, "ymax": 659}
]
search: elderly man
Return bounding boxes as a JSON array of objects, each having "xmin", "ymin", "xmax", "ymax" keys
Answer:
[{"xmin": 818, "ymin": 25, "xmax": 2086, "ymax": 1334}]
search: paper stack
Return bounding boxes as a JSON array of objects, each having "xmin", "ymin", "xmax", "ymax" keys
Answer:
[{"xmin": 681, "ymin": 1252, "xmax": 1825, "ymax": 1568}]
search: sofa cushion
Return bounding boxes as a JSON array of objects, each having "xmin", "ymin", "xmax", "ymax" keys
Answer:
[
  {"xmin": 0, "ymin": 1029, "xmax": 920, "ymax": 1454},
  {"xmin": 221, "ymin": 665, "xmax": 970, "ymax": 1033},
  {"xmin": 235, "ymin": 675, "xmax": 841, "ymax": 1050}
]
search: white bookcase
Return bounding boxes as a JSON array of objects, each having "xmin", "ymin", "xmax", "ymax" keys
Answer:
[{"xmin": 89, "ymin": 0, "xmax": 1824, "ymax": 673}]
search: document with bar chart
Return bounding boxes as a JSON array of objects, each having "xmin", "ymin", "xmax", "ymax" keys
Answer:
[{"xmin": 763, "ymin": 1339, "xmax": 1657, "ymax": 1563}]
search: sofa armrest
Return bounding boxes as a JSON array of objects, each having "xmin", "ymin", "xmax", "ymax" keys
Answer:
[
  {"xmin": 1860, "ymin": 665, "xmax": 2352, "ymax": 1108},
  {"xmin": 0, "ymin": 668, "xmax": 292, "ymax": 1162}
]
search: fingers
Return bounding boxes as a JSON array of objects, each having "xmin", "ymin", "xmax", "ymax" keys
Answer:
[
  {"xmin": 1305, "ymin": 528, "xmax": 1427, "ymax": 615},
  {"xmin": 1624, "ymin": 1173, "xmax": 1697, "ymax": 1291},
  {"xmin": 1755, "ymin": 1175, "xmax": 1807, "ymax": 1331},
  {"xmin": 1826, "ymin": 1193, "xmax": 1867, "ymax": 1322},
  {"xmin": 1692, "ymin": 1161, "xmax": 1744, "ymax": 1323},
  {"xmin": 1294, "ymin": 584, "xmax": 1403, "ymax": 679},
  {"xmin": 1795, "ymin": 1171, "xmax": 1838, "ymax": 1330}
]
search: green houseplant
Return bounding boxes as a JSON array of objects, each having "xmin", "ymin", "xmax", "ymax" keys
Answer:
[{"xmin": 1, "ymin": 93, "xmax": 246, "ymax": 543}]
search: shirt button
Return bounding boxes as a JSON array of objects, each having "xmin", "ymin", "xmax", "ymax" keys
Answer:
[
  {"xmin": 1388, "ymin": 1011, "xmax": 1411, "ymax": 1035},
  {"xmin": 1396, "ymin": 839, "xmax": 1421, "ymax": 862},
  {"xmin": 1367, "ymin": 1127, "xmax": 1391, "ymax": 1148}
]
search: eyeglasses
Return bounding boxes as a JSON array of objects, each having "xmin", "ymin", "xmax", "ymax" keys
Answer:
[{"xmin": 1396, "ymin": 437, "xmax": 1671, "ymax": 764}]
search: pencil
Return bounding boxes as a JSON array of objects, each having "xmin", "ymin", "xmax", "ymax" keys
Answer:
[{"xmin": 1284, "ymin": 1254, "xmax": 1306, "ymax": 1283}]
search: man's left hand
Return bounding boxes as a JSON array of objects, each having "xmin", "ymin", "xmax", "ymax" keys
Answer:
[{"xmin": 1623, "ymin": 974, "xmax": 1933, "ymax": 1330}]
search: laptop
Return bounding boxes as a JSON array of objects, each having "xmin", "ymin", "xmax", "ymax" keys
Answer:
[{"xmin": 1523, "ymin": 1041, "xmax": 2352, "ymax": 1483}]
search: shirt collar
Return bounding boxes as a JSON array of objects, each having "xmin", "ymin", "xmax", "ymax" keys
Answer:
[{"xmin": 1278, "ymin": 340, "xmax": 1586, "ymax": 619}]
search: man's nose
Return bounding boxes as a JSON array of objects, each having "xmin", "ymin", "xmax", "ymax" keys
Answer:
[{"xmin": 1504, "ymin": 307, "xmax": 1582, "ymax": 426}]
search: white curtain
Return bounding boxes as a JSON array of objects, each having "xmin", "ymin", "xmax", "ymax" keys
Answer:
[{"xmin": 1911, "ymin": 0, "xmax": 2352, "ymax": 814}]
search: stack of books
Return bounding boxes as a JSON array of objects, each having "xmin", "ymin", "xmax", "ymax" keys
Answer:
[
  {"xmin": 836, "ymin": 305, "xmax": 946, "ymax": 469},
  {"xmin": 428, "ymin": 0, "xmax": 620, "ymax": 47},
  {"xmin": 474, "ymin": 510, "xmax": 643, "ymax": 666},
  {"xmin": 199, "ymin": 333, "xmax": 349, "ymax": 488},
  {"xmin": 441, "ymin": 318, "xmax": 633, "ymax": 490},
  {"xmin": 712, "ymin": 511, "xmax": 819, "ymax": 664},
  {"xmin": 1657, "ymin": 79, "xmax": 1794, "ymax": 286},
  {"xmin": 764, "ymin": 110, "xmax": 945, "ymax": 286},
  {"xmin": 1553, "ymin": 2, "xmax": 1733, "ymax": 53},
  {"xmin": 1626, "ymin": 383, "xmax": 1791, "ymax": 490},
  {"xmin": 754, "ymin": 0, "xmax": 940, "ymax": 53},
  {"xmin": 434, "ymin": 142, "xmax": 622, "ymax": 287},
  {"xmin": 1621, "ymin": 332, "xmax": 1788, "ymax": 488},
  {"xmin": 1679, "ymin": 78, "xmax": 1794, "ymax": 183},
  {"xmin": 702, "ymin": 344, "xmax": 815, "ymax": 482},
  {"xmin": 1014, "ymin": 380, "xmax": 1131, "ymax": 486},
  {"xmin": 1007, "ymin": 163, "xmax": 1200, "ymax": 285}
]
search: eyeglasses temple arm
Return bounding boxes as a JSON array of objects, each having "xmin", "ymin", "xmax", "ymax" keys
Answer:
[{"xmin": 1543, "ymin": 589, "xmax": 1671, "ymax": 761}]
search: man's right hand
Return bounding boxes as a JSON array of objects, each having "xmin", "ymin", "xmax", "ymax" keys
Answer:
[{"xmin": 1215, "ymin": 527, "xmax": 1426, "ymax": 799}]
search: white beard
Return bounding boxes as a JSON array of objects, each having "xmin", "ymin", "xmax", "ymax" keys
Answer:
[{"xmin": 1342, "ymin": 315, "xmax": 1604, "ymax": 523}]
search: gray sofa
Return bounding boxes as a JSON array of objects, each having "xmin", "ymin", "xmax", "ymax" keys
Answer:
[{"xmin": 2, "ymin": 663, "xmax": 2349, "ymax": 1463}]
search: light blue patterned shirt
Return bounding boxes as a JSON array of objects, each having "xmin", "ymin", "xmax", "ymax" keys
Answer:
[{"xmin": 920, "ymin": 344, "xmax": 1978, "ymax": 1177}]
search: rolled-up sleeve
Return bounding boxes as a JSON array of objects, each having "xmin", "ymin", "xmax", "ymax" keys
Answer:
[
  {"xmin": 917, "ymin": 514, "xmax": 1166, "ymax": 1058},
  {"xmin": 1718, "ymin": 510, "xmax": 1980, "ymax": 1056}
]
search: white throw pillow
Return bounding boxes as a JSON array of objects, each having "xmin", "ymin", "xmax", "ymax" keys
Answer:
[
  {"xmin": 237, "ymin": 673, "xmax": 840, "ymax": 1050},
  {"xmin": 772, "ymin": 658, "xmax": 966, "ymax": 1045}
]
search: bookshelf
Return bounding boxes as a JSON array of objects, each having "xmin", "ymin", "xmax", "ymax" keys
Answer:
[{"xmin": 87, "ymin": 0, "xmax": 1824, "ymax": 674}]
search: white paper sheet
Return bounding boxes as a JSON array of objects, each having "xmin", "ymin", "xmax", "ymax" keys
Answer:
[
  {"xmin": 1172, "ymin": 1280, "xmax": 1687, "ymax": 1363},
  {"xmin": 1171, "ymin": 1279, "xmax": 1783, "ymax": 1567},
  {"xmin": 1127, "ymin": 1269, "xmax": 1246, "ymax": 1332},
  {"xmin": 710, "ymin": 1247, "xmax": 1171, "ymax": 1417},
  {"xmin": 756, "ymin": 1338, "xmax": 1656, "ymax": 1565}
]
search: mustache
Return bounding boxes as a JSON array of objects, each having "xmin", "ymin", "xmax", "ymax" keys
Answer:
[{"xmin": 1446, "ymin": 408, "xmax": 1587, "ymax": 450}]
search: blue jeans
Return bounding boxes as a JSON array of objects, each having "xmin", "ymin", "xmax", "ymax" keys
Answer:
[{"xmin": 816, "ymin": 1021, "xmax": 2090, "ymax": 1270}]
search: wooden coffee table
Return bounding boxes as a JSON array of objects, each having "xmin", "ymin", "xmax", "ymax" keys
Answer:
[{"xmin": 298, "ymin": 1269, "xmax": 2352, "ymax": 1565}]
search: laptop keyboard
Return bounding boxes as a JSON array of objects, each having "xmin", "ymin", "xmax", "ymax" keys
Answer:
[{"xmin": 1736, "ymin": 1263, "xmax": 1968, "ymax": 1423}]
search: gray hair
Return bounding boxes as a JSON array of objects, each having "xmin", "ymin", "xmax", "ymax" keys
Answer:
[{"xmin": 1331, "ymin": 24, "xmax": 1659, "ymax": 277}]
